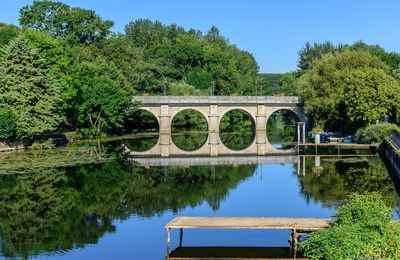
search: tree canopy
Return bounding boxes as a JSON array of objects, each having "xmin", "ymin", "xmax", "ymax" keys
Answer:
[
  {"xmin": 297, "ymin": 50, "xmax": 400, "ymax": 130},
  {"xmin": 19, "ymin": 0, "xmax": 114, "ymax": 44},
  {"xmin": 0, "ymin": 35, "xmax": 62, "ymax": 142}
]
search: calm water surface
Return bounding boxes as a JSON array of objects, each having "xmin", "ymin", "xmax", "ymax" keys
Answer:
[{"xmin": 0, "ymin": 138, "xmax": 399, "ymax": 259}]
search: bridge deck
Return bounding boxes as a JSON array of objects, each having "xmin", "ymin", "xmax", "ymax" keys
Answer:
[{"xmin": 166, "ymin": 216, "xmax": 330, "ymax": 230}]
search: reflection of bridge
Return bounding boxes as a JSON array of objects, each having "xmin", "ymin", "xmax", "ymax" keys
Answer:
[
  {"xmin": 130, "ymin": 155, "xmax": 299, "ymax": 167},
  {"xmin": 129, "ymin": 96, "xmax": 309, "ymax": 156}
]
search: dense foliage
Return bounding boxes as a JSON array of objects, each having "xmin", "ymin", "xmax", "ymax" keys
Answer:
[
  {"xmin": 0, "ymin": 36, "xmax": 62, "ymax": 143},
  {"xmin": 0, "ymin": 1, "xmax": 260, "ymax": 145},
  {"xmin": 297, "ymin": 50, "xmax": 400, "ymax": 131},
  {"xmin": 292, "ymin": 41, "xmax": 400, "ymax": 132},
  {"xmin": 302, "ymin": 193, "xmax": 400, "ymax": 259},
  {"xmin": 355, "ymin": 123, "xmax": 400, "ymax": 144}
]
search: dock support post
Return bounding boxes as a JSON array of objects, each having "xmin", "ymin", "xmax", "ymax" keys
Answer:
[
  {"xmin": 179, "ymin": 228, "xmax": 183, "ymax": 247},
  {"xmin": 167, "ymin": 227, "xmax": 171, "ymax": 259}
]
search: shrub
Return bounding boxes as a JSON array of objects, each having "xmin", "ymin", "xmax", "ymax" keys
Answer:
[
  {"xmin": 29, "ymin": 139, "xmax": 56, "ymax": 149},
  {"xmin": 355, "ymin": 123, "xmax": 400, "ymax": 144},
  {"xmin": 301, "ymin": 193, "xmax": 400, "ymax": 259}
]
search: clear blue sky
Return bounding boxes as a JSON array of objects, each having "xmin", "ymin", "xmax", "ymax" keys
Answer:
[{"xmin": 2, "ymin": 0, "xmax": 399, "ymax": 73}]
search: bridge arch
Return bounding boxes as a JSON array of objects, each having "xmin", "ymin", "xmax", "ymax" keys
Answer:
[
  {"xmin": 218, "ymin": 106, "xmax": 257, "ymax": 125},
  {"xmin": 266, "ymin": 108, "xmax": 299, "ymax": 150},
  {"xmin": 171, "ymin": 109, "xmax": 209, "ymax": 151},
  {"xmin": 219, "ymin": 108, "xmax": 256, "ymax": 151}
]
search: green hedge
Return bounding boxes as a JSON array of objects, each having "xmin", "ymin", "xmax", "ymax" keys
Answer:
[{"xmin": 355, "ymin": 123, "xmax": 400, "ymax": 144}]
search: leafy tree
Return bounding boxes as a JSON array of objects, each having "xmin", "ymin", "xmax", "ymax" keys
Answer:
[
  {"xmin": 168, "ymin": 81, "xmax": 208, "ymax": 96},
  {"xmin": 66, "ymin": 59, "xmax": 130, "ymax": 136},
  {"xmin": 185, "ymin": 66, "xmax": 213, "ymax": 90},
  {"xmin": 343, "ymin": 68, "xmax": 400, "ymax": 124},
  {"xmin": 0, "ymin": 23, "xmax": 20, "ymax": 49},
  {"xmin": 297, "ymin": 50, "xmax": 399, "ymax": 129},
  {"xmin": 279, "ymin": 72, "xmax": 297, "ymax": 95},
  {"xmin": 94, "ymin": 35, "xmax": 144, "ymax": 90},
  {"xmin": 19, "ymin": 0, "xmax": 113, "ymax": 44},
  {"xmin": 125, "ymin": 19, "xmax": 169, "ymax": 48},
  {"xmin": 0, "ymin": 35, "xmax": 62, "ymax": 142},
  {"xmin": 297, "ymin": 41, "xmax": 336, "ymax": 74}
]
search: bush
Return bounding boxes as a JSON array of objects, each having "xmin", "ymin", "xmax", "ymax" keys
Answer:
[
  {"xmin": 355, "ymin": 123, "xmax": 400, "ymax": 144},
  {"xmin": 301, "ymin": 193, "xmax": 400, "ymax": 259},
  {"xmin": 29, "ymin": 139, "xmax": 56, "ymax": 149}
]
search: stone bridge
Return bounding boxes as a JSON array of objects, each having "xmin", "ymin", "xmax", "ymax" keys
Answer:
[{"xmin": 128, "ymin": 96, "xmax": 308, "ymax": 157}]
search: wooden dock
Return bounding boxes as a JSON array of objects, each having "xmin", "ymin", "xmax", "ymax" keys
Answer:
[{"xmin": 165, "ymin": 216, "xmax": 331, "ymax": 258}]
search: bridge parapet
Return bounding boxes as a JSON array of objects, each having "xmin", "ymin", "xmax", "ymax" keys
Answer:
[{"xmin": 132, "ymin": 96, "xmax": 303, "ymax": 106}]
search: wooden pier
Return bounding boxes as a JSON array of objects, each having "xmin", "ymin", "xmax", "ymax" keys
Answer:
[{"xmin": 165, "ymin": 216, "xmax": 331, "ymax": 258}]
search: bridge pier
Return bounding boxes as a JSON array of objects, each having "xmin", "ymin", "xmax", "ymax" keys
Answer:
[{"xmin": 255, "ymin": 105, "xmax": 267, "ymax": 145}]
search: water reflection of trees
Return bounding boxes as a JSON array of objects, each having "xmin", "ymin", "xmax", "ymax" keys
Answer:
[
  {"xmin": 267, "ymin": 110, "xmax": 297, "ymax": 149},
  {"xmin": 0, "ymin": 145, "xmax": 255, "ymax": 258},
  {"xmin": 298, "ymin": 156, "xmax": 400, "ymax": 209}
]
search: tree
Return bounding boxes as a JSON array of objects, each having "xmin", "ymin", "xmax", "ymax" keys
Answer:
[
  {"xmin": 66, "ymin": 59, "xmax": 130, "ymax": 136},
  {"xmin": 297, "ymin": 50, "xmax": 399, "ymax": 130},
  {"xmin": 168, "ymin": 81, "xmax": 208, "ymax": 95},
  {"xmin": 124, "ymin": 19, "xmax": 167, "ymax": 48},
  {"xmin": 343, "ymin": 68, "xmax": 400, "ymax": 124},
  {"xmin": 0, "ymin": 35, "xmax": 62, "ymax": 142},
  {"xmin": 297, "ymin": 41, "xmax": 336, "ymax": 74},
  {"xmin": 19, "ymin": 0, "xmax": 113, "ymax": 44},
  {"xmin": 0, "ymin": 23, "xmax": 20, "ymax": 49},
  {"xmin": 279, "ymin": 72, "xmax": 297, "ymax": 95}
]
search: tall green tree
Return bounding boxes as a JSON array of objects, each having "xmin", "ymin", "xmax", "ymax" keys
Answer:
[
  {"xmin": 66, "ymin": 59, "xmax": 130, "ymax": 136},
  {"xmin": 0, "ymin": 23, "xmax": 20, "ymax": 49},
  {"xmin": 297, "ymin": 50, "xmax": 400, "ymax": 130},
  {"xmin": 19, "ymin": 0, "xmax": 113, "ymax": 44},
  {"xmin": 0, "ymin": 35, "xmax": 62, "ymax": 142},
  {"xmin": 297, "ymin": 41, "xmax": 336, "ymax": 74}
]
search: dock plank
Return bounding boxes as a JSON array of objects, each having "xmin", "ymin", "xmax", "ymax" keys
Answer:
[{"xmin": 166, "ymin": 216, "xmax": 331, "ymax": 230}]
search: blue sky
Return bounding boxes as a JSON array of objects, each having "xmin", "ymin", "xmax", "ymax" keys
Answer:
[{"xmin": 2, "ymin": 0, "xmax": 399, "ymax": 73}]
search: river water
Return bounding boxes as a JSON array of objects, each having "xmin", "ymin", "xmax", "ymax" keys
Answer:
[{"xmin": 0, "ymin": 138, "xmax": 399, "ymax": 259}]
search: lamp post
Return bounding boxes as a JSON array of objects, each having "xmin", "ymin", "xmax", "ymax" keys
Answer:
[{"xmin": 211, "ymin": 78, "xmax": 215, "ymax": 96}]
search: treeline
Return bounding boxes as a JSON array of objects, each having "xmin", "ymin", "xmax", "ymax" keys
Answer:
[
  {"xmin": 269, "ymin": 41, "xmax": 400, "ymax": 133},
  {"xmin": 0, "ymin": 0, "xmax": 259, "ymax": 146}
]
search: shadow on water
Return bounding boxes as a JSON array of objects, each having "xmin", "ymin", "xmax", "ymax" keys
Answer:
[
  {"xmin": 169, "ymin": 246, "xmax": 305, "ymax": 259},
  {"xmin": 123, "ymin": 134, "xmax": 159, "ymax": 151}
]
